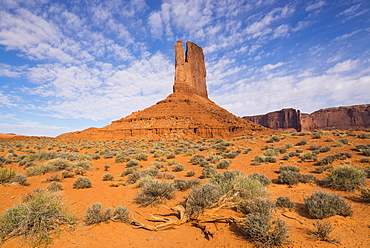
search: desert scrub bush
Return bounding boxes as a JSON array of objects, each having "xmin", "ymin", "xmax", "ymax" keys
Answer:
[
  {"xmin": 201, "ymin": 165, "xmax": 219, "ymax": 178},
  {"xmin": 190, "ymin": 154, "xmax": 205, "ymax": 165},
  {"xmin": 134, "ymin": 179, "xmax": 176, "ymax": 207},
  {"xmin": 311, "ymin": 220, "xmax": 334, "ymax": 241},
  {"xmin": 126, "ymin": 159, "xmax": 140, "ymax": 168},
  {"xmin": 0, "ymin": 167, "xmax": 16, "ymax": 184},
  {"xmin": 61, "ymin": 170, "xmax": 75, "ymax": 178},
  {"xmin": 172, "ymin": 163, "xmax": 185, "ymax": 172},
  {"xmin": 325, "ymin": 166, "xmax": 366, "ymax": 191},
  {"xmin": 312, "ymin": 133, "xmax": 321, "ymax": 139},
  {"xmin": 248, "ymin": 173, "xmax": 271, "ymax": 186},
  {"xmin": 10, "ymin": 174, "xmax": 28, "ymax": 186},
  {"xmin": 185, "ymin": 183, "xmax": 222, "ymax": 218},
  {"xmin": 72, "ymin": 160, "xmax": 92, "ymax": 170},
  {"xmin": 186, "ymin": 169, "xmax": 196, "ymax": 177},
  {"xmin": 46, "ymin": 182, "xmax": 63, "ymax": 191},
  {"xmin": 295, "ymin": 139, "xmax": 307, "ymax": 146},
  {"xmin": 102, "ymin": 173, "xmax": 114, "ymax": 181},
  {"xmin": 319, "ymin": 155, "xmax": 337, "ymax": 166},
  {"xmin": 73, "ymin": 177, "xmax": 92, "ymax": 189},
  {"xmin": 263, "ymin": 148, "xmax": 280, "ymax": 156},
  {"xmin": 210, "ymin": 171, "xmax": 268, "ymax": 198},
  {"xmin": 304, "ymin": 191, "xmax": 353, "ymax": 219},
  {"xmin": 120, "ymin": 166, "xmax": 138, "ymax": 176},
  {"xmin": 242, "ymin": 198, "xmax": 289, "ymax": 247},
  {"xmin": 278, "ymin": 165, "xmax": 300, "ymax": 173},
  {"xmin": 133, "ymin": 153, "xmax": 148, "ymax": 161},
  {"xmin": 26, "ymin": 158, "xmax": 71, "ymax": 176},
  {"xmin": 360, "ymin": 187, "xmax": 370, "ymax": 202},
  {"xmin": 358, "ymin": 133, "xmax": 370, "ymax": 139},
  {"xmin": 360, "ymin": 158, "xmax": 370, "ymax": 163},
  {"xmin": 84, "ymin": 203, "xmax": 112, "ymax": 225},
  {"xmin": 267, "ymin": 135, "xmax": 280, "ymax": 143},
  {"xmin": 277, "ymin": 171, "xmax": 301, "ymax": 186},
  {"xmin": 325, "ymin": 137, "xmax": 334, "ymax": 142},
  {"xmin": 216, "ymin": 159, "xmax": 231, "ymax": 169},
  {"xmin": 112, "ymin": 206, "xmax": 130, "ymax": 223},
  {"xmin": 276, "ymin": 196, "xmax": 295, "ymax": 209},
  {"xmin": 319, "ymin": 145, "xmax": 331, "ymax": 153},
  {"xmin": 0, "ymin": 189, "xmax": 75, "ymax": 246},
  {"xmin": 253, "ymin": 155, "xmax": 277, "ymax": 165},
  {"xmin": 115, "ymin": 154, "xmax": 129, "ymax": 163},
  {"xmin": 300, "ymin": 152, "xmax": 318, "ymax": 161},
  {"xmin": 126, "ymin": 171, "xmax": 140, "ymax": 184},
  {"xmin": 74, "ymin": 167, "xmax": 86, "ymax": 175},
  {"xmin": 173, "ymin": 178, "xmax": 200, "ymax": 191}
]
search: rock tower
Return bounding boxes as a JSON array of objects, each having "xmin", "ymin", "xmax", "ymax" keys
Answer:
[
  {"xmin": 59, "ymin": 41, "xmax": 270, "ymax": 140},
  {"xmin": 173, "ymin": 41, "xmax": 208, "ymax": 98}
]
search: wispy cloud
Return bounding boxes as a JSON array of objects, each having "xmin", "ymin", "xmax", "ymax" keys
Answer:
[{"xmin": 305, "ymin": 1, "xmax": 325, "ymax": 12}]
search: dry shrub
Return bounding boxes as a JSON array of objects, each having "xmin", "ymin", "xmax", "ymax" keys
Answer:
[
  {"xmin": 134, "ymin": 179, "xmax": 176, "ymax": 207},
  {"xmin": 0, "ymin": 189, "xmax": 75, "ymax": 246}
]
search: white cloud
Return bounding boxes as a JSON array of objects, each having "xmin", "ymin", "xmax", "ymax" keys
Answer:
[
  {"xmin": 0, "ymin": 122, "xmax": 72, "ymax": 137},
  {"xmin": 305, "ymin": 1, "xmax": 325, "ymax": 12},
  {"xmin": 261, "ymin": 62, "xmax": 285, "ymax": 72},
  {"xmin": 326, "ymin": 59, "xmax": 358, "ymax": 74},
  {"xmin": 0, "ymin": 92, "xmax": 17, "ymax": 107}
]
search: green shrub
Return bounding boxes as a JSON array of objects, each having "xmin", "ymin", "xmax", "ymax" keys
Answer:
[
  {"xmin": 185, "ymin": 184, "xmax": 222, "ymax": 218},
  {"xmin": 173, "ymin": 178, "xmax": 200, "ymax": 191},
  {"xmin": 358, "ymin": 133, "xmax": 370, "ymax": 139},
  {"xmin": 210, "ymin": 171, "xmax": 268, "ymax": 198},
  {"xmin": 319, "ymin": 155, "xmax": 336, "ymax": 166},
  {"xmin": 248, "ymin": 173, "xmax": 271, "ymax": 186},
  {"xmin": 360, "ymin": 188, "xmax": 370, "ymax": 202},
  {"xmin": 312, "ymin": 133, "xmax": 321, "ymax": 139},
  {"xmin": 134, "ymin": 179, "xmax": 176, "ymax": 207},
  {"xmin": 304, "ymin": 191, "xmax": 353, "ymax": 219},
  {"xmin": 319, "ymin": 146, "xmax": 331, "ymax": 153},
  {"xmin": 133, "ymin": 153, "xmax": 148, "ymax": 161},
  {"xmin": 0, "ymin": 167, "xmax": 16, "ymax": 184},
  {"xmin": 102, "ymin": 173, "xmax": 114, "ymax": 181},
  {"xmin": 267, "ymin": 135, "xmax": 280, "ymax": 143},
  {"xmin": 73, "ymin": 160, "xmax": 91, "ymax": 170},
  {"xmin": 186, "ymin": 169, "xmax": 196, "ymax": 177},
  {"xmin": 301, "ymin": 152, "xmax": 318, "ymax": 161},
  {"xmin": 112, "ymin": 206, "xmax": 130, "ymax": 223},
  {"xmin": 120, "ymin": 166, "xmax": 138, "ymax": 176},
  {"xmin": 201, "ymin": 165, "xmax": 219, "ymax": 178},
  {"xmin": 172, "ymin": 164, "xmax": 185, "ymax": 172},
  {"xmin": 312, "ymin": 220, "xmax": 334, "ymax": 241},
  {"xmin": 216, "ymin": 160, "xmax": 231, "ymax": 169},
  {"xmin": 10, "ymin": 174, "xmax": 28, "ymax": 186},
  {"xmin": 126, "ymin": 159, "xmax": 139, "ymax": 168},
  {"xmin": 325, "ymin": 166, "xmax": 366, "ymax": 191},
  {"xmin": 295, "ymin": 139, "xmax": 307, "ymax": 146},
  {"xmin": 46, "ymin": 182, "xmax": 63, "ymax": 191},
  {"xmin": 84, "ymin": 203, "xmax": 112, "ymax": 225},
  {"xmin": 242, "ymin": 198, "xmax": 289, "ymax": 247},
  {"xmin": 61, "ymin": 171, "xmax": 75, "ymax": 178},
  {"xmin": 73, "ymin": 177, "xmax": 92, "ymax": 189},
  {"xmin": 253, "ymin": 155, "xmax": 277, "ymax": 165},
  {"xmin": 360, "ymin": 158, "xmax": 370, "ymax": 163},
  {"xmin": 0, "ymin": 190, "xmax": 75, "ymax": 246},
  {"xmin": 278, "ymin": 165, "xmax": 300, "ymax": 173},
  {"xmin": 190, "ymin": 154, "xmax": 205, "ymax": 165},
  {"xmin": 277, "ymin": 171, "xmax": 301, "ymax": 186},
  {"xmin": 276, "ymin": 197, "xmax": 295, "ymax": 209}
]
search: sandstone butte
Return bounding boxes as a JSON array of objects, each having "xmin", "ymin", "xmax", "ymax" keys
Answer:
[
  {"xmin": 244, "ymin": 104, "xmax": 370, "ymax": 132},
  {"xmin": 59, "ymin": 41, "xmax": 270, "ymax": 140}
]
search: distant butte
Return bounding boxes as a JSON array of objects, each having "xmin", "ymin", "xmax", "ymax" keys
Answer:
[
  {"xmin": 59, "ymin": 41, "xmax": 270, "ymax": 140},
  {"xmin": 244, "ymin": 105, "xmax": 370, "ymax": 132}
]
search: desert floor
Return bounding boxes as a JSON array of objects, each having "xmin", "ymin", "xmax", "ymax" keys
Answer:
[{"xmin": 0, "ymin": 130, "xmax": 369, "ymax": 247}]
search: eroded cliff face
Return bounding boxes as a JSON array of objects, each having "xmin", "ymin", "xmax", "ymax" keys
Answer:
[
  {"xmin": 300, "ymin": 105, "xmax": 370, "ymax": 131},
  {"xmin": 59, "ymin": 41, "xmax": 270, "ymax": 140},
  {"xmin": 244, "ymin": 108, "xmax": 301, "ymax": 131},
  {"xmin": 244, "ymin": 105, "xmax": 370, "ymax": 131}
]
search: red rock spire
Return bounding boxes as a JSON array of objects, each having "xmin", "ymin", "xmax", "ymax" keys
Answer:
[{"xmin": 173, "ymin": 40, "xmax": 208, "ymax": 98}]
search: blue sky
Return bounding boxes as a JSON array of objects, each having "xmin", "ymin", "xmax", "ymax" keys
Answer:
[{"xmin": 1, "ymin": 0, "xmax": 369, "ymax": 137}]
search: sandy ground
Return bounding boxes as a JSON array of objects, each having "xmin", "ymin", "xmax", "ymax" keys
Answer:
[{"xmin": 0, "ymin": 131, "xmax": 369, "ymax": 247}]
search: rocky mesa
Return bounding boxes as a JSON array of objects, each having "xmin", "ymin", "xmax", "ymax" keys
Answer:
[
  {"xmin": 244, "ymin": 104, "xmax": 370, "ymax": 131},
  {"xmin": 59, "ymin": 41, "xmax": 270, "ymax": 140}
]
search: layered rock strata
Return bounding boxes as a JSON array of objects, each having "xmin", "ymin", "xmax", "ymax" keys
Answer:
[
  {"xmin": 59, "ymin": 41, "xmax": 270, "ymax": 140},
  {"xmin": 244, "ymin": 104, "xmax": 370, "ymax": 131}
]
